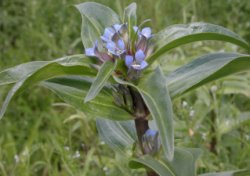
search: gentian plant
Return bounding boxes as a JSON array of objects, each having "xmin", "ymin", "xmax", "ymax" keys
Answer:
[{"xmin": 1, "ymin": 2, "xmax": 250, "ymax": 176}]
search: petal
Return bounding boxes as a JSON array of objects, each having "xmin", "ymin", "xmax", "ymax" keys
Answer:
[
  {"xmin": 135, "ymin": 49, "xmax": 145, "ymax": 63},
  {"xmin": 119, "ymin": 24, "xmax": 128, "ymax": 34},
  {"xmin": 85, "ymin": 48, "xmax": 95, "ymax": 56},
  {"xmin": 113, "ymin": 24, "xmax": 122, "ymax": 32},
  {"xmin": 141, "ymin": 27, "xmax": 152, "ymax": 38},
  {"xmin": 133, "ymin": 26, "xmax": 139, "ymax": 32},
  {"xmin": 106, "ymin": 41, "xmax": 116, "ymax": 51},
  {"xmin": 117, "ymin": 39, "xmax": 125, "ymax": 50},
  {"xmin": 145, "ymin": 129, "xmax": 158, "ymax": 137},
  {"xmin": 136, "ymin": 35, "xmax": 148, "ymax": 52},
  {"xmin": 125, "ymin": 55, "xmax": 133, "ymax": 67},
  {"xmin": 103, "ymin": 28, "xmax": 115, "ymax": 41},
  {"xmin": 140, "ymin": 60, "xmax": 148, "ymax": 70}
]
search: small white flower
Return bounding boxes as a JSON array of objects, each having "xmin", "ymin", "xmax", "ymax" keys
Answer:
[
  {"xmin": 14, "ymin": 155, "xmax": 20, "ymax": 163},
  {"xmin": 100, "ymin": 141, "xmax": 105, "ymax": 145},
  {"xmin": 189, "ymin": 110, "xmax": 195, "ymax": 117},
  {"xmin": 72, "ymin": 150, "xmax": 81, "ymax": 159},
  {"xmin": 64, "ymin": 146, "xmax": 70, "ymax": 151},
  {"xmin": 211, "ymin": 85, "xmax": 218, "ymax": 92},
  {"xmin": 182, "ymin": 101, "xmax": 188, "ymax": 108}
]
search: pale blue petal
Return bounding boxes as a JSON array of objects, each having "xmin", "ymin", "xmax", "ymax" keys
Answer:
[
  {"xmin": 85, "ymin": 48, "xmax": 95, "ymax": 56},
  {"xmin": 145, "ymin": 129, "xmax": 157, "ymax": 137},
  {"xmin": 133, "ymin": 26, "xmax": 139, "ymax": 32},
  {"xmin": 106, "ymin": 41, "xmax": 116, "ymax": 51},
  {"xmin": 125, "ymin": 55, "xmax": 133, "ymax": 67},
  {"xmin": 113, "ymin": 24, "xmax": 122, "ymax": 32},
  {"xmin": 141, "ymin": 27, "xmax": 152, "ymax": 38},
  {"xmin": 140, "ymin": 61, "xmax": 148, "ymax": 70},
  {"xmin": 117, "ymin": 39, "xmax": 125, "ymax": 50},
  {"xmin": 103, "ymin": 28, "xmax": 115, "ymax": 41},
  {"xmin": 135, "ymin": 49, "xmax": 145, "ymax": 63}
]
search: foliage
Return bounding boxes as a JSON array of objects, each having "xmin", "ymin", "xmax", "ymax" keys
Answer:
[{"xmin": 1, "ymin": 0, "xmax": 250, "ymax": 176}]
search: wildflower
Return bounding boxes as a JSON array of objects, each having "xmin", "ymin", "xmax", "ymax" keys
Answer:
[
  {"xmin": 142, "ymin": 129, "xmax": 160, "ymax": 155},
  {"xmin": 125, "ymin": 50, "xmax": 148, "ymax": 70},
  {"xmin": 85, "ymin": 23, "xmax": 153, "ymax": 73},
  {"xmin": 189, "ymin": 109, "xmax": 195, "ymax": 117},
  {"xmin": 72, "ymin": 150, "xmax": 81, "ymax": 159},
  {"xmin": 14, "ymin": 155, "xmax": 20, "ymax": 163}
]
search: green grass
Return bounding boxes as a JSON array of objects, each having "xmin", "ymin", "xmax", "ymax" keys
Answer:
[{"xmin": 1, "ymin": 0, "xmax": 250, "ymax": 175}]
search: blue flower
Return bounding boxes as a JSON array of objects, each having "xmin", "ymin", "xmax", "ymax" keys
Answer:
[
  {"xmin": 85, "ymin": 23, "xmax": 152, "ymax": 72},
  {"xmin": 85, "ymin": 40, "xmax": 98, "ymax": 57},
  {"xmin": 125, "ymin": 49, "xmax": 148, "ymax": 70},
  {"xmin": 106, "ymin": 39, "xmax": 126, "ymax": 56},
  {"xmin": 142, "ymin": 129, "xmax": 160, "ymax": 155},
  {"xmin": 141, "ymin": 27, "xmax": 152, "ymax": 39},
  {"xmin": 85, "ymin": 40, "xmax": 112, "ymax": 62}
]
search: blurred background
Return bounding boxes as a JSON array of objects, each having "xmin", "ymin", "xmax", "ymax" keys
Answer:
[{"xmin": 0, "ymin": 0, "xmax": 250, "ymax": 175}]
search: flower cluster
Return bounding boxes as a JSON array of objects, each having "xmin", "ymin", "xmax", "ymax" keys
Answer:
[{"xmin": 85, "ymin": 23, "xmax": 152, "ymax": 71}]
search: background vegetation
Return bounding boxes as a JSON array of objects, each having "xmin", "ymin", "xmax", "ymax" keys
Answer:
[{"xmin": 0, "ymin": 0, "xmax": 250, "ymax": 175}]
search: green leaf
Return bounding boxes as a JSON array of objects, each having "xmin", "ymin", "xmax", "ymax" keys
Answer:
[
  {"xmin": 96, "ymin": 118, "xmax": 137, "ymax": 155},
  {"xmin": 0, "ymin": 55, "xmax": 97, "ymax": 119},
  {"xmin": 114, "ymin": 67, "xmax": 174, "ymax": 161},
  {"xmin": 42, "ymin": 76, "xmax": 133, "ymax": 121},
  {"xmin": 130, "ymin": 155, "xmax": 175, "ymax": 176},
  {"xmin": 148, "ymin": 22, "xmax": 250, "ymax": 64},
  {"xmin": 199, "ymin": 170, "xmax": 250, "ymax": 176},
  {"xmin": 129, "ymin": 148, "xmax": 200, "ymax": 176},
  {"xmin": 75, "ymin": 2, "xmax": 120, "ymax": 48},
  {"xmin": 0, "ymin": 55, "xmax": 95, "ymax": 86},
  {"xmin": 85, "ymin": 61, "xmax": 116, "ymax": 103},
  {"xmin": 166, "ymin": 53, "xmax": 250, "ymax": 98},
  {"xmin": 123, "ymin": 3, "xmax": 137, "ymax": 26},
  {"xmin": 123, "ymin": 2, "xmax": 137, "ymax": 39}
]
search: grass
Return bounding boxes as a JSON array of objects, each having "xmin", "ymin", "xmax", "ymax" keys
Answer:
[{"xmin": 0, "ymin": 0, "xmax": 250, "ymax": 175}]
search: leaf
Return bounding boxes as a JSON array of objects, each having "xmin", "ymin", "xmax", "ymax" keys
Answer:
[
  {"xmin": 85, "ymin": 61, "xmax": 116, "ymax": 103},
  {"xmin": 123, "ymin": 2, "xmax": 137, "ymax": 25},
  {"xmin": 199, "ymin": 170, "xmax": 250, "ymax": 176},
  {"xmin": 0, "ymin": 55, "xmax": 97, "ymax": 119},
  {"xmin": 148, "ymin": 22, "xmax": 250, "ymax": 64},
  {"xmin": 75, "ymin": 2, "xmax": 120, "ymax": 48},
  {"xmin": 42, "ymin": 76, "xmax": 133, "ymax": 121},
  {"xmin": 130, "ymin": 155, "xmax": 175, "ymax": 176},
  {"xmin": 0, "ymin": 55, "xmax": 95, "ymax": 86},
  {"xmin": 114, "ymin": 67, "xmax": 174, "ymax": 161},
  {"xmin": 123, "ymin": 2, "xmax": 137, "ymax": 36},
  {"xmin": 129, "ymin": 148, "xmax": 200, "ymax": 176},
  {"xmin": 96, "ymin": 118, "xmax": 137, "ymax": 155},
  {"xmin": 166, "ymin": 53, "xmax": 250, "ymax": 98}
]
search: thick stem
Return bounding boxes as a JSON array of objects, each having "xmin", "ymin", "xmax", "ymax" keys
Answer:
[
  {"xmin": 135, "ymin": 118, "xmax": 149, "ymax": 154},
  {"xmin": 129, "ymin": 87, "xmax": 159, "ymax": 176}
]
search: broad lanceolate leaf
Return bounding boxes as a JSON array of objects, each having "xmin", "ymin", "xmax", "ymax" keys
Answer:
[
  {"xmin": 85, "ymin": 61, "xmax": 116, "ymax": 103},
  {"xmin": 199, "ymin": 170, "xmax": 250, "ymax": 176},
  {"xmin": 166, "ymin": 53, "xmax": 250, "ymax": 98},
  {"xmin": 148, "ymin": 22, "xmax": 250, "ymax": 64},
  {"xmin": 114, "ymin": 67, "xmax": 174, "ymax": 161},
  {"xmin": 42, "ymin": 76, "xmax": 133, "ymax": 121},
  {"xmin": 0, "ymin": 55, "xmax": 97, "ymax": 119},
  {"xmin": 96, "ymin": 118, "xmax": 137, "ymax": 155},
  {"xmin": 130, "ymin": 148, "xmax": 201, "ymax": 176},
  {"xmin": 0, "ymin": 55, "xmax": 95, "ymax": 86},
  {"xmin": 75, "ymin": 2, "xmax": 120, "ymax": 48}
]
